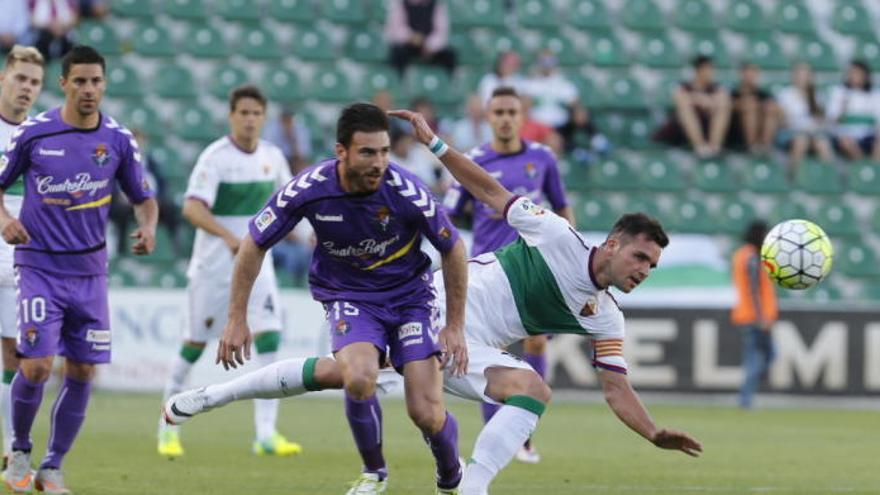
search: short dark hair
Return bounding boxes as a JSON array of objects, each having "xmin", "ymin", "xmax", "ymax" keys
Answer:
[
  {"xmin": 229, "ymin": 84, "xmax": 267, "ymax": 112},
  {"xmin": 61, "ymin": 45, "xmax": 105, "ymax": 78},
  {"xmin": 336, "ymin": 102, "xmax": 389, "ymax": 148},
  {"xmin": 491, "ymin": 86, "xmax": 520, "ymax": 100},
  {"xmin": 692, "ymin": 54, "xmax": 713, "ymax": 69},
  {"xmin": 609, "ymin": 213, "xmax": 669, "ymax": 248},
  {"xmin": 743, "ymin": 220, "xmax": 769, "ymax": 247},
  {"xmin": 847, "ymin": 59, "xmax": 872, "ymax": 91}
]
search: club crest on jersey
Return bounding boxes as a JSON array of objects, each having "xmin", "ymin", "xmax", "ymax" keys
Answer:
[
  {"xmin": 374, "ymin": 206, "xmax": 392, "ymax": 232},
  {"xmin": 580, "ymin": 297, "xmax": 598, "ymax": 316},
  {"xmin": 438, "ymin": 227, "xmax": 452, "ymax": 239},
  {"xmin": 525, "ymin": 162, "xmax": 537, "ymax": 179},
  {"xmin": 91, "ymin": 143, "xmax": 110, "ymax": 167}
]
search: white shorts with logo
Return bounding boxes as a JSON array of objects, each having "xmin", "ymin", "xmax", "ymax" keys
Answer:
[
  {"xmin": 442, "ymin": 340, "xmax": 534, "ymax": 405},
  {"xmin": 186, "ymin": 267, "xmax": 283, "ymax": 343}
]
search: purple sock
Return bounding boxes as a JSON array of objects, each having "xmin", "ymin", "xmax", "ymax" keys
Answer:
[
  {"xmin": 40, "ymin": 377, "xmax": 91, "ymax": 469},
  {"xmin": 424, "ymin": 412, "xmax": 461, "ymax": 490},
  {"xmin": 524, "ymin": 352, "xmax": 547, "ymax": 380},
  {"xmin": 11, "ymin": 372, "xmax": 45, "ymax": 452},
  {"xmin": 480, "ymin": 401, "xmax": 500, "ymax": 424},
  {"xmin": 344, "ymin": 393, "xmax": 387, "ymax": 479}
]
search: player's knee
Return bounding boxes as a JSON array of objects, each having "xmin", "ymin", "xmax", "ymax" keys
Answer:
[
  {"xmin": 66, "ymin": 362, "xmax": 96, "ymax": 382},
  {"xmin": 19, "ymin": 359, "xmax": 53, "ymax": 383},
  {"xmin": 344, "ymin": 372, "xmax": 378, "ymax": 399},
  {"xmin": 530, "ymin": 379, "xmax": 552, "ymax": 404},
  {"xmin": 407, "ymin": 400, "xmax": 445, "ymax": 433}
]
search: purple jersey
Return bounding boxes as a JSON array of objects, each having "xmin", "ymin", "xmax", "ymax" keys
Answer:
[
  {"xmin": 0, "ymin": 108, "xmax": 153, "ymax": 276},
  {"xmin": 443, "ymin": 140, "xmax": 568, "ymax": 256},
  {"xmin": 250, "ymin": 159, "xmax": 459, "ymax": 304}
]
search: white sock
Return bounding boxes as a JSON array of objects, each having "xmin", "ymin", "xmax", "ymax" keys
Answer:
[
  {"xmin": 253, "ymin": 351, "xmax": 280, "ymax": 442},
  {"xmin": 0, "ymin": 380, "xmax": 12, "ymax": 455},
  {"xmin": 461, "ymin": 405, "xmax": 540, "ymax": 495},
  {"xmin": 158, "ymin": 353, "xmax": 197, "ymax": 435},
  {"xmin": 204, "ymin": 357, "xmax": 314, "ymax": 409}
]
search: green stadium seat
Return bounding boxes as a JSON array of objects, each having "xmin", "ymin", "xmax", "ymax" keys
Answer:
[
  {"xmin": 449, "ymin": 33, "xmax": 488, "ymax": 67},
  {"xmin": 771, "ymin": 195, "xmax": 811, "ymax": 224},
  {"xmin": 75, "ymin": 22, "xmax": 121, "ymax": 56},
  {"xmin": 237, "ymin": 26, "xmax": 282, "ymax": 60},
  {"xmin": 360, "ymin": 67, "xmax": 404, "ymax": 100},
  {"xmin": 622, "ymin": 114, "xmax": 658, "ymax": 149},
  {"xmin": 590, "ymin": 156, "xmax": 642, "ymax": 191},
  {"xmin": 775, "ymin": 0, "xmax": 815, "ymax": 35},
  {"xmin": 321, "ymin": 0, "xmax": 367, "ymax": 24},
  {"xmin": 654, "ymin": 75, "xmax": 682, "ymax": 108},
  {"xmin": 269, "ymin": 0, "xmax": 316, "ymax": 24},
  {"xmin": 638, "ymin": 33, "xmax": 681, "ymax": 69},
  {"xmin": 449, "ymin": 0, "xmax": 506, "ymax": 29},
  {"xmin": 831, "ymin": 3, "xmax": 874, "ymax": 37},
  {"xmin": 836, "ymin": 241, "xmax": 880, "ymax": 278},
  {"xmin": 111, "ymin": 0, "xmax": 154, "ymax": 17},
  {"xmin": 209, "ymin": 65, "xmax": 249, "ymax": 100},
  {"xmin": 624, "ymin": 196, "xmax": 663, "ymax": 218},
  {"xmin": 264, "ymin": 67, "xmax": 305, "ymax": 103},
  {"xmin": 572, "ymin": 194, "xmax": 618, "ymax": 231},
  {"xmin": 487, "ymin": 34, "xmax": 528, "ymax": 60},
  {"xmin": 849, "ymin": 160, "xmax": 880, "ymax": 195},
  {"xmin": 816, "ymin": 202, "xmax": 859, "ymax": 238},
  {"xmin": 309, "ymin": 67, "xmax": 353, "ymax": 102},
  {"xmin": 674, "ymin": 0, "xmax": 716, "ymax": 33},
  {"xmin": 798, "ymin": 38, "xmax": 838, "ymax": 72},
  {"xmin": 173, "ymin": 105, "xmax": 221, "ymax": 143},
  {"xmin": 569, "ymin": 0, "xmax": 611, "ymax": 30},
  {"xmin": 150, "ymin": 267, "xmax": 188, "ymax": 288},
  {"xmin": 291, "ymin": 28, "xmax": 335, "ymax": 61},
  {"xmin": 668, "ymin": 198, "xmax": 716, "ymax": 234},
  {"xmin": 803, "ymin": 281, "xmax": 842, "ymax": 303},
  {"xmin": 744, "ymin": 35, "xmax": 788, "ymax": 70},
  {"xmin": 121, "ymin": 104, "xmax": 164, "ymax": 139},
  {"xmin": 366, "ymin": 0, "xmax": 388, "ymax": 24},
  {"xmin": 589, "ymin": 32, "xmax": 629, "ymax": 68},
  {"xmin": 542, "ymin": 34, "xmax": 580, "ymax": 67},
  {"xmin": 601, "ymin": 76, "xmax": 647, "ymax": 110},
  {"xmin": 163, "ymin": 0, "xmax": 207, "ymax": 19},
  {"xmin": 744, "ymin": 157, "xmax": 789, "ymax": 193},
  {"xmin": 794, "ymin": 160, "xmax": 842, "ymax": 195},
  {"xmin": 726, "ymin": 0, "xmax": 769, "ymax": 33},
  {"xmin": 150, "ymin": 145, "xmax": 186, "ymax": 181},
  {"xmin": 132, "ymin": 23, "xmax": 176, "ymax": 58},
  {"xmin": 185, "ymin": 24, "xmax": 229, "ymax": 59},
  {"xmin": 407, "ymin": 67, "xmax": 460, "ymax": 106},
  {"xmin": 154, "ymin": 64, "xmax": 197, "ymax": 99},
  {"xmin": 43, "ymin": 61, "xmax": 62, "ymax": 96},
  {"xmin": 640, "ymin": 153, "xmax": 687, "ymax": 191},
  {"xmin": 567, "ymin": 72, "xmax": 602, "ymax": 108},
  {"xmin": 216, "ymin": 0, "xmax": 262, "ymax": 22},
  {"xmin": 853, "ymin": 39, "xmax": 880, "ymax": 69},
  {"xmin": 716, "ymin": 198, "xmax": 756, "ymax": 235},
  {"xmin": 695, "ymin": 157, "xmax": 740, "ymax": 193},
  {"xmin": 621, "ymin": 0, "xmax": 666, "ymax": 32},
  {"xmin": 687, "ymin": 32, "xmax": 731, "ymax": 68},
  {"xmin": 515, "ymin": 0, "xmax": 557, "ymax": 31},
  {"xmin": 345, "ymin": 29, "xmax": 387, "ymax": 64},
  {"xmin": 562, "ymin": 163, "xmax": 591, "ymax": 192},
  {"xmin": 105, "ymin": 64, "xmax": 143, "ymax": 100}
]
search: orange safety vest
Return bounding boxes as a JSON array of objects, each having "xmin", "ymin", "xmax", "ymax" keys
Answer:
[{"xmin": 731, "ymin": 244, "xmax": 778, "ymax": 326}]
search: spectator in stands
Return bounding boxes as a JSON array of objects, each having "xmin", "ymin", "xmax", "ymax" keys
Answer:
[
  {"xmin": 373, "ymin": 89, "xmax": 409, "ymax": 136},
  {"xmin": 827, "ymin": 60, "xmax": 880, "ymax": 161},
  {"xmin": 263, "ymin": 105, "xmax": 312, "ymax": 174},
  {"xmin": 411, "ymin": 95, "xmax": 440, "ymax": 132},
  {"xmin": 728, "ymin": 63, "xmax": 780, "ymax": 154},
  {"xmin": 520, "ymin": 95, "xmax": 562, "ymax": 153},
  {"xmin": 0, "ymin": 0, "xmax": 30, "ymax": 54},
  {"xmin": 386, "ymin": 0, "xmax": 456, "ymax": 77},
  {"xmin": 731, "ymin": 220, "xmax": 778, "ymax": 410},
  {"xmin": 25, "ymin": 0, "xmax": 79, "ymax": 61},
  {"xmin": 389, "ymin": 125, "xmax": 448, "ymax": 194},
  {"xmin": 444, "ymin": 93, "xmax": 492, "ymax": 152},
  {"xmin": 478, "ymin": 49, "xmax": 526, "ymax": 104},
  {"xmin": 776, "ymin": 62, "xmax": 834, "ymax": 168},
  {"xmin": 523, "ymin": 49, "xmax": 578, "ymax": 129},
  {"xmin": 556, "ymin": 103, "xmax": 611, "ymax": 167},
  {"xmin": 77, "ymin": 0, "xmax": 107, "ymax": 19},
  {"xmin": 653, "ymin": 55, "xmax": 731, "ymax": 158}
]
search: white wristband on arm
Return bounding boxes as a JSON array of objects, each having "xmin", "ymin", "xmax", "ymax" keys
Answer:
[{"xmin": 428, "ymin": 135, "xmax": 449, "ymax": 158}]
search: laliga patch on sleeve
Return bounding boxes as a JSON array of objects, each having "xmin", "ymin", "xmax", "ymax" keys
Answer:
[
  {"xmin": 520, "ymin": 198, "xmax": 546, "ymax": 216},
  {"xmin": 86, "ymin": 329, "xmax": 111, "ymax": 343},
  {"xmin": 255, "ymin": 207, "xmax": 277, "ymax": 232}
]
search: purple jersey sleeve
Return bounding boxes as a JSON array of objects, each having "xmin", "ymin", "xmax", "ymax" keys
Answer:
[
  {"xmin": 114, "ymin": 132, "xmax": 154, "ymax": 203},
  {"xmin": 248, "ymin": 167, "xmax": 319, "ymax": 249},
  {"xmin": 418, "ymin": 198, "xmax": 460, "ymax": 254},
  {"xmin": 542, "ymin": 154, "xmax": 568, "ymax": 210},
  {"xmin": 0, "ymin": 125, "xmax": 31, "ymax": 190}
]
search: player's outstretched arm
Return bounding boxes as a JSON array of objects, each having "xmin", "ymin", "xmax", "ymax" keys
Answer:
[
  {"xmin": 0, "ymin": 189, "xmax": 29, "ymax": 245},
  {"xmin": 216, "ymin": 234, "xmax": 265, "ymax": 370},
  {"xmin": 439, "ymin": 238, "xmax": 468, "ymax": 376},
  {"xmin": 599, "ymin": 369, "xmax": 703, "ymax": 457},
  {"xmin": 182, "ymin": 198, "xmax": 241, "ymax": 254},
  {"xmin": 388, "ymin": 109, "xmax": 513, "ymax": 215},
  {"xmin": 130, "ymin": 197, "xmax": 158, "ymax": 255}
]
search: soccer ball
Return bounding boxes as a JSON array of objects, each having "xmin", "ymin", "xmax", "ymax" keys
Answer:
[{"xmin": 761, "ymin": 219, "xmax": 833, "ymax": 290}]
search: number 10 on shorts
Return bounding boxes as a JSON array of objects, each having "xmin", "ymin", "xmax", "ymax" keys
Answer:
[{"xmin": 20, "ymin": 296, "xmax": 47, "ymax": 324}]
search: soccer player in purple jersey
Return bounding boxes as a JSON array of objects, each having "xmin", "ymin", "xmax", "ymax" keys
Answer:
[
  {"xmin": 443, "ymin": 86, "xmax": 574, "ymax": 463},
  {"xmin": 208, "ymin": 103, "xmax": 468, "ymax": 494},
  {"xmin": 0, "ymin": 45, "xmax": 158, "ymax": 494}
]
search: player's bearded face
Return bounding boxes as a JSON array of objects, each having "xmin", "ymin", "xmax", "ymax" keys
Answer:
[
  {"xmin": 607, "ymin": 234, "xmax": 661, "ymax": 293},
  {"xmin": 337, "ymin": 131, "xmax": 390, "ymax": 193},
  {"xmin": 487, "ymin": 95, "xmax": 523, "ymax": 142},
  {"xmin": 0, "ymin": 62, "xmax": 43, "ymax": 115},
  {"xmin": 61, "ymin": 64, "xmax": 105, "ymax": 116}
]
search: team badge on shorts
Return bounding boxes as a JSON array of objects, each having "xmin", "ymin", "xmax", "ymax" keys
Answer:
[
  {"xmin": 24, "ymin": 327, "xmax": 38, "ymax": 346},
  {"xmin": 92, "ymin": 143, "xmax": 110, "ymax": 167},
  {"xmin": 335, "ymin": 319, "xmax": 350, "ymax": 335}
]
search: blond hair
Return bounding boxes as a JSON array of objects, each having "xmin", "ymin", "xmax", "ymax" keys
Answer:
[{"xmin": 5, "ymin": 45, "xmax": 45, "ymax": 69}]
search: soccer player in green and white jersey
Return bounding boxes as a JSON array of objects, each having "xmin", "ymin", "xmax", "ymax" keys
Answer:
[
  {"xmin": 0, "ymin": 45, "xmax": 43, "ymax": 471},
  {"xmin": 157, "ymin": 85, "xmax": 301, "ymax": 459},
  {"xmin": 164, "ymin": 108, "xmax": 703, "ymax": 494}
]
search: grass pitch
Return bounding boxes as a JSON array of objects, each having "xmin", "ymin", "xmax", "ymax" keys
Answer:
[{"xmin": 30, "ymin": 392, "xmax": 879, "ymax": 494}]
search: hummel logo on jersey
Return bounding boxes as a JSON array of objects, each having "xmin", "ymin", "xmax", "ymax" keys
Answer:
[
  {"xmin": 316, "ymin": 213, "xmax": 343, "ymax": 222},
  {"xmin": 38, "ymin": 148, "xmax": 65, "ymax": 157}
]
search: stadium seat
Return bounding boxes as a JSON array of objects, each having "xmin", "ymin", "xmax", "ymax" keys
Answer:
[
  {"xmin": 804, "ymin": 281, "xmax": 842, "ymax": 302},
  {"xmin": 775, "ymin": 0, "xmax": 815, "ymax": 35},
  {"xmin": 163, "ymin": 0, "xmax": 207, "ymax": 19},
  {"xmin": 674, "ymin": 0, "xmax": 717, "ymax": 33},
  {"xmin": 849, "ymin": 160, "xmax": 880, "ymax": 195},
  {"xmin": 105, "ymin": 63, "xmax": 144, "ymax": 100},
  {"xmin": 716, "ymin": 198, "xmax": 756, "ymax": 235},
  {"xmin": 264, "ymin": 67, "xmax": 305, "ymax": 103},
  {"xmin": 771, "ymin": 195, "xmax": 811, "ymax": 224},
  {"xmin": 75, "ymin": 21, "xmax": 121, "ymax": 56},
  {"xmin": 345, "ymin": 29, "xmax": 387, "ymax": 64},
  {"xmin": 601, "ymin": 76, "xmax": 646, "ymax": 110},
  {"xmin": 562, "ymin": 163, "xmax": 591, "ymax": 192},
  {"xmin": 209, "ymin": 65, "xmax": 249, "ymax": 100},
  {"xmin": 173, "ymin": 105, "xmax": 221, "ymax": 143},
  {"xmin": 150, "ymin": 145, "xmax": 186, "ymax": 181},
  {"xmin": 836, "ymin": 241, "xmax": 880, "ymax": 278},
  {"xmin": 623, "ymin": 196, "xmax": 663, "ymax": 218},
  {"xmin": 321, "ymin": 0, "xmax": 367, "ymax": 24},
  {"xmin": 407, "ymin": 67, "xmax": 460, "ymax": 106},
  {"xmin": 816, "ymin": 202, "xmax": 859, "ymax": 238},
  {"xmin": 638, "ymin": 33, "xmax": 682, "ymax": 69},
  {"xmin": 237, "ymin": 26, "xmax": 282, "ymax": 60},
  {"xmin": 744, "ymin": 157, "xmax": 789, "ymax": 194},
  {"xmin": 668, "ymin": 198, "xmax": 716, "ymax": 234},
  {"xmin": 589, "ymin": 32, "xmax": 629, "ymax": 68},
  {"xmin": 590, "ymin": 156, "xmax": 642, "ymax": 191},
  {"xmin": 359, "ymin": 67, "xmax": 405, "ymax": 100},
  {"xmin": 853, "ymin": 38, "xmax": 880, "ymax": 69},
  {"xmin": 154, "ymin": 64, "xmax": 197, "ymax": 99},
  {"xmin": 798, "ymin": 37, "xmax": 838, "ymax": 72},
  {"xmin": 487, "ymin": 34, "xmax": 528, "ymax": 60},
  {"xmin": 309, "ymin": 67, "xmax": 353, "ymax": 102},
  {"xmin": 449, "ymin": 33, "xmax": 488, "ymax": 67},
  {"xmin": 268, "ymin": 0, "xmax": 316, "ymax": 24},
  {"xmin": 110, "ymin": 0, "xmax": 154, "ymax": 17},
  {"xmin": 515, "ymin": 0, "xmax": 557, "ymax": 31},
  {"xmin": 621, "ymin": 0, "xmax": 666, "ymax": 32},
  {"xmin": 726, "ymin": 0, "xmax": 769, "ymax": 33},
  {"xmin": 567, "ymin": 72, "xmax": 602, "ymax": 108},
  {"xmin": 449, "ymin": 0, "xmax": 506, "ymax": 29},
  {"xmin": 831, "ymin": 2, "xmax": 874, "ymax": 37},
  {"xmin": 640, "ymin": 153, "xmax": 687, "ymax": 191},
  {"xmin": 542, "ymin": 34, "xmax": 580, "ymax": 67},
  {"xmin": 622, "ymin": 114, "xmax": 658, "ymax": 149},
  {"xmin": 121, "ymin": 104, "xmax": 164, "ymax": 139},
  {"xmin": 44, "ymin": 61, "xmax": 63, "ymax": 96},
  {"xmin": 132, "ymin": 22, "xmax": 176, "ymax": 58},
  {"xmin": 743, "ymin": 34, "xmax": 788, "ymax": 70},
  {"xmin": 291, "ymin": 28, "xmax": 336, "ymax": 61},
  {"xmin": 571, "ymin": 194, "xmax": 618, "ymax": 231},
  {"xmin": 366, "ymin": 0, "xmax": 388, "ymax": 24},
  {"xmin": 185, "ymin": 24, "xmax": 229, "ymax": 59},
  {"xmin": 687, "ymin": 32, "xmax": 732, "ymax": 68},
  {"xmin": 569, "ymin": 0, "xmax": 612, "ymax": 31},
  {"xmin": 794, "ymin": 160, "xmax": 842, "ymax": 195},
  {"xmin": 694, "ymin": 157, "xmax": 740, "ymax": 193},
  {"xmin": 216, "ymin": 0, "xmax": 262, "ymax": 23}
]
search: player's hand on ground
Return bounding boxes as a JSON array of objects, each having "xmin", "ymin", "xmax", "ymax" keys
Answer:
[
  {"xmin": 129, "ymin": 227, "xmax": 156, "ymax": 255},
  {"xmin": 0, "ymin": 218, "xmax": 29, "ymax": 245},
  {"xmin": 438, "ymin": 324, "xmax": 468, "ymax": 377},
  {"xmin": 387, "ymin": 109, "xmax": 434, "ymax": 145},
  {"xmin": 216, "ymin": 319, "xmax": 252, "ymax": 370},
  {"xmin": 651, "ymin": 428, "xmax": 703, "ymax": 457}
]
